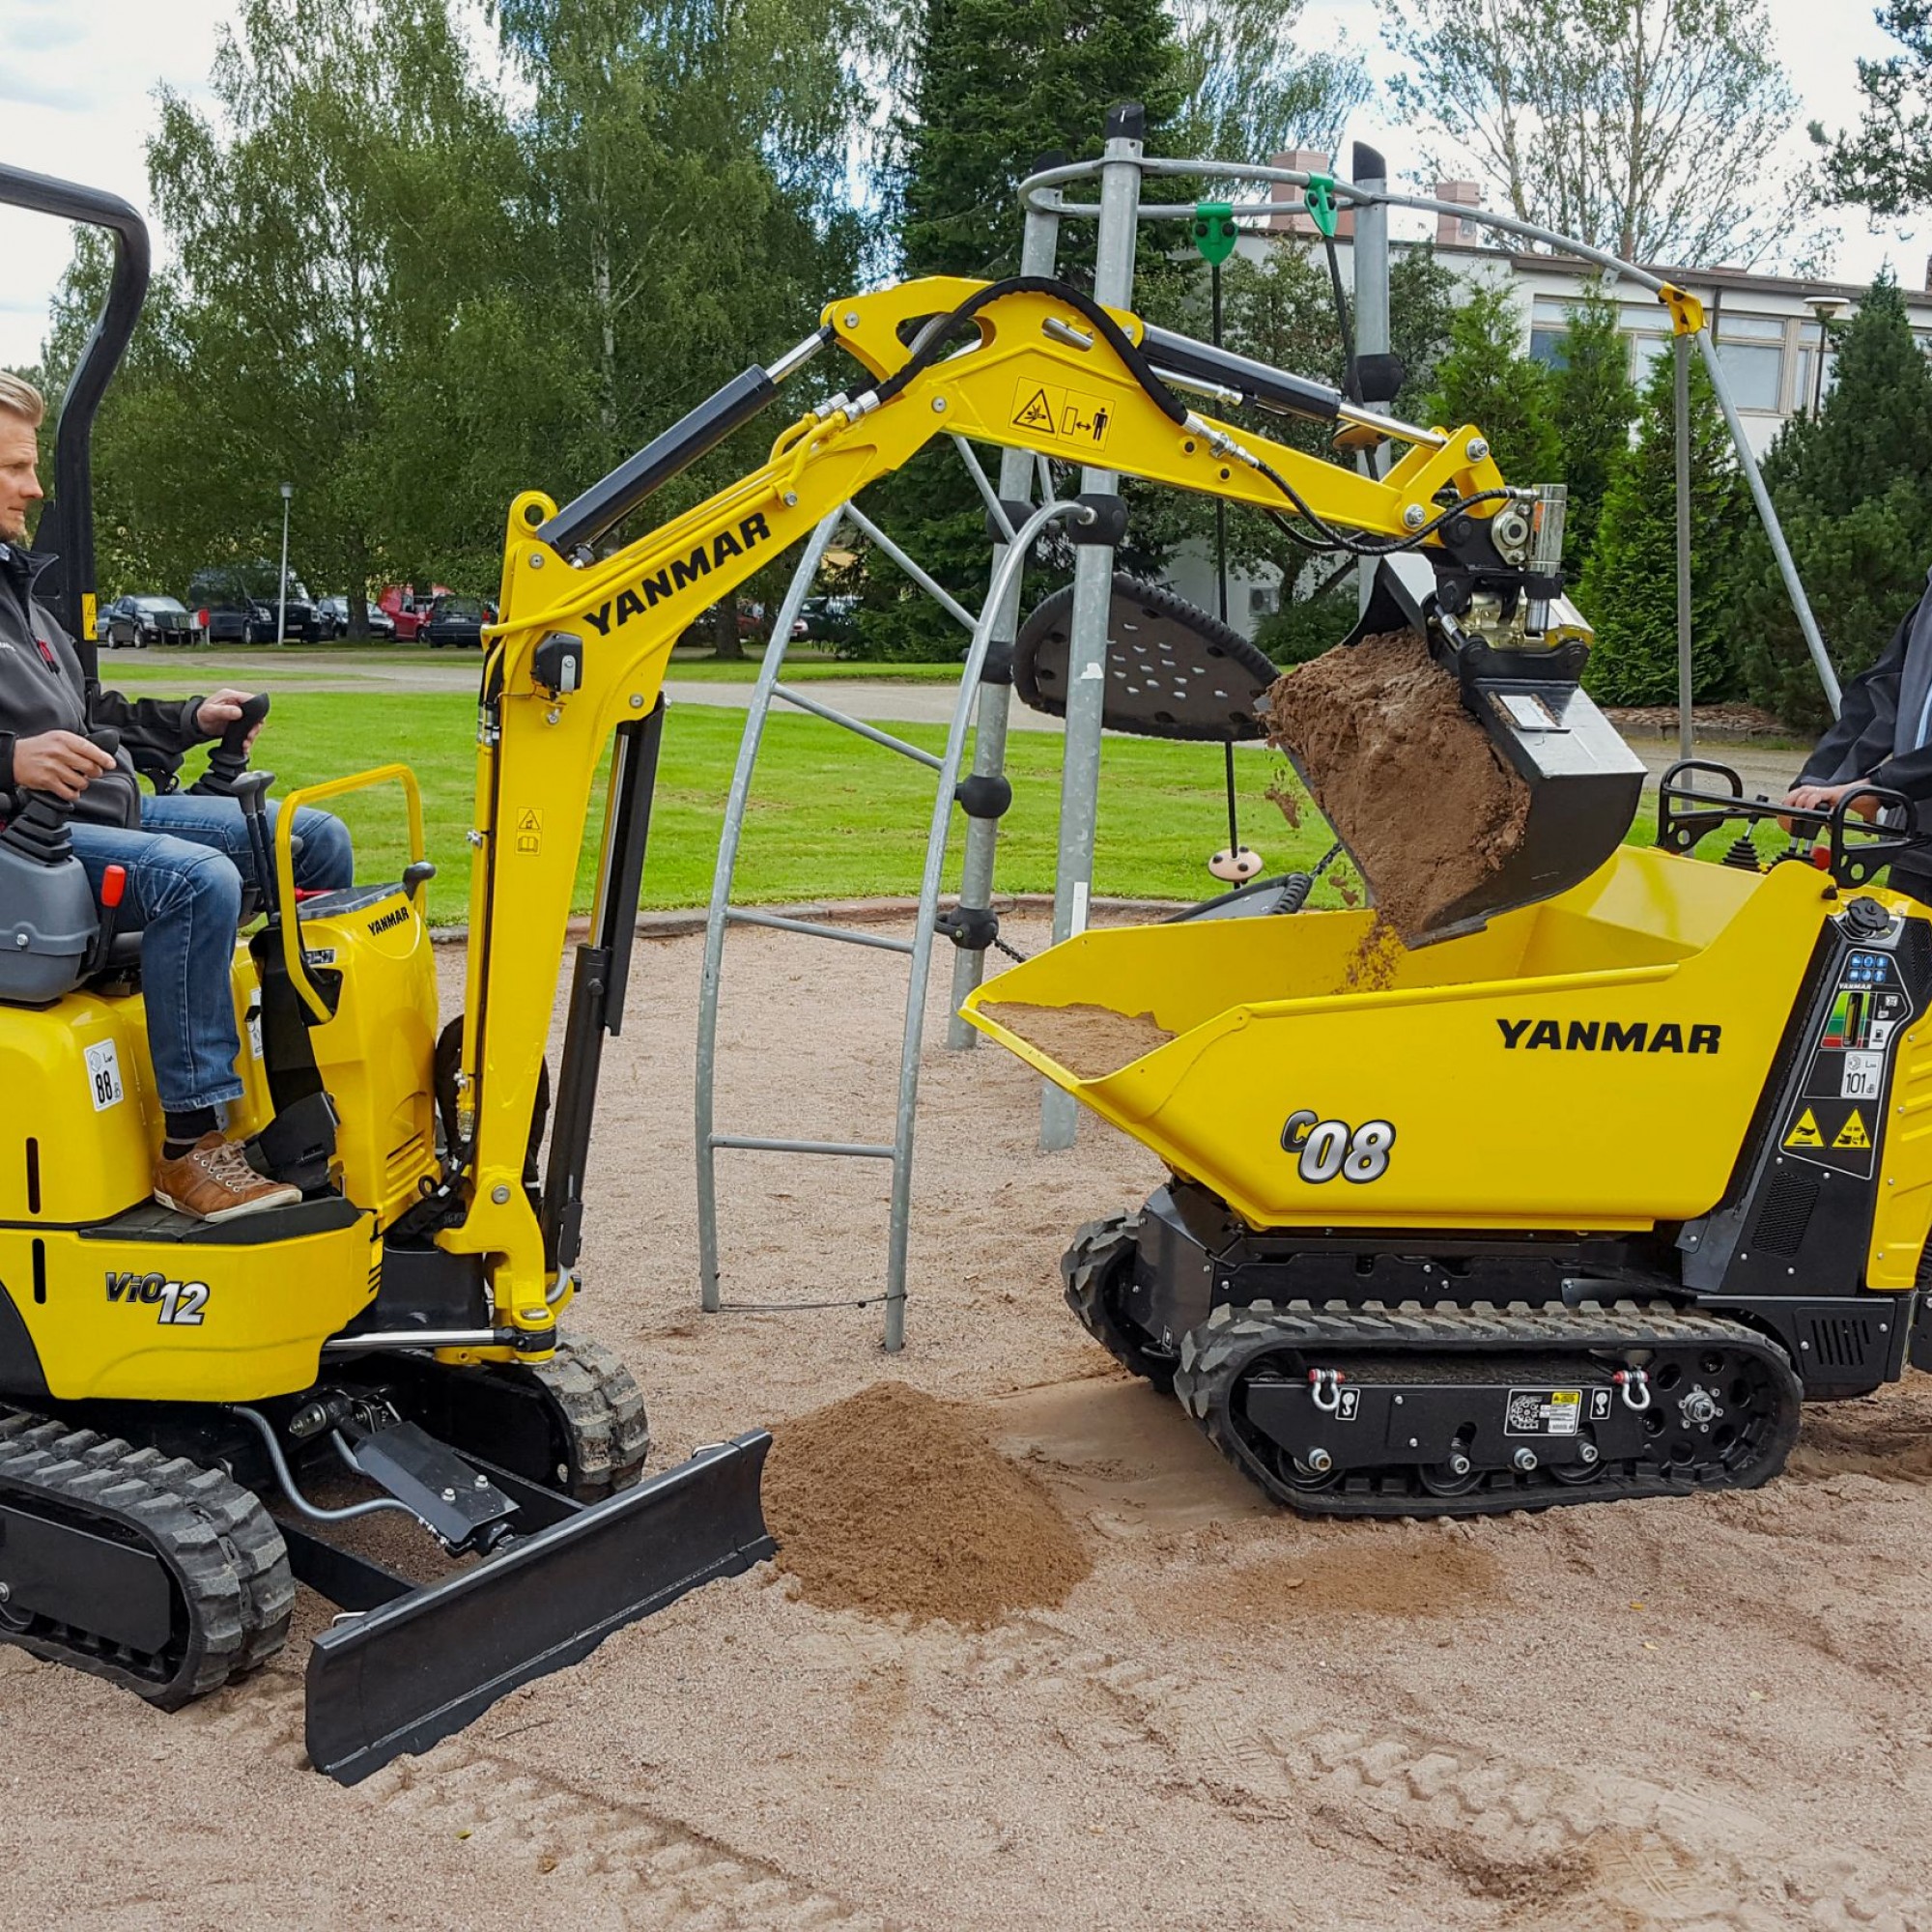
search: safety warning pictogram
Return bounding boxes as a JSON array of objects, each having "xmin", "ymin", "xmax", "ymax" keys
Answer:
[
  {"xmin": 1833, "ymin": 1109, "xmax": 1871, "ymax": 1151},
  {"xmin": 1783, "ymin": 1108, "xmax": 1824, "ymax": 1150},
  {"xmin": 1011, "ymin": 387, "xmax": 1055, "ymax": 433}
]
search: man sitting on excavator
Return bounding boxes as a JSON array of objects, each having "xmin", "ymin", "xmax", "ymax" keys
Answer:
[
  {"xmin": 1782, "ymin": 573, "xmax": 1932, "ymax": 904},
  {"xmin": 0, "ymin": 371, "xmax": 354, "ymax": 1222}
]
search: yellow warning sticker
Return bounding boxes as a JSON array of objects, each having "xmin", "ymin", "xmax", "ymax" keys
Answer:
[
  {"xmin": 1833, "ymin": 1109, "xmax": 1871, "ymax": 1151},
  {"xmin": 1009, "ymin": 378, "xmax": 1114, "ymax": 449},
  {"xmin": 1783, "ymin": 1108, "xmax": 1824, "ymax": 1150},
  {"xmin": 516, "ymin": 806, "xmax": 543, "ymax": 856}
]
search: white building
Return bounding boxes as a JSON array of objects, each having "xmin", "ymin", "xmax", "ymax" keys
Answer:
[{"xmin": 1167, "ymin": 159, "xmax": 1932, "ymax": 636}]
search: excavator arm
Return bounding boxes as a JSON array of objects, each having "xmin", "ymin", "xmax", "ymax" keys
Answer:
[{"xmin": 424, "ymin": 274, "xmax": 1571, "ymax": 1351}]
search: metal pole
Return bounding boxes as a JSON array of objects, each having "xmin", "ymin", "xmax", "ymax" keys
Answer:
[
  {"xmin": 696, "ymin": 511, "xmax": 845, "ymax": 1313},
  {"xmin": 947, "ymin": 185, "xmax": 1063, "ymax": 1048},
  {"xmin": 1350, "ymin": 142, "xmax": 1390, "ymax": 619},
  {"xmin": 276, "ymin": 481, "xmax": 292, "ymax": 646},
  {"xmin": 888, "ymin": 496, "xmax": 1086, "ymax": 1348},
  {"xmin": 1674, "ymin": 336, "xmax": 1693, "ymax": 764},
  {"xmin": 1692, "ymin": 329, "xmax": 1841, "ymax": 717},
  {"xmin": 1040, "ymin": 102, "xmax": 1143, "ymax": 1152}
]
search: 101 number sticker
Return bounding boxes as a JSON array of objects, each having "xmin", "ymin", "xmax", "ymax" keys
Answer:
[{"xmin": 1281, "ymin": 1110, "xmax": 1396, "ymax": 1183}]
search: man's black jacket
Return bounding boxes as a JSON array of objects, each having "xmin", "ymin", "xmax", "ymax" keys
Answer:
[
  {"xmin": 1800, "ymin": 573, "xmax": 1932, "ymax": 801},
  {"xmin": 0, "ymin": 543, "xmax": 207, "ymax": 826}
]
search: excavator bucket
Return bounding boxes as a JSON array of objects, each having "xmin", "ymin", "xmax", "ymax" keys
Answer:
[
  {"xmin": 1293, "ymin": 554, "xmax": 1647, "ymax": 945},
  {"xmin": 299, "ymin": 1432, "xmax": 773, "ymax": 1785}
]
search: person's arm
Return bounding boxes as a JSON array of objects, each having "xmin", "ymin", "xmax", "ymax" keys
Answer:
[
  {"xmin": 87, "ymin": 682, "xmax": 208, "ymax": 759},
  {"xmin": 1796, "ymin": 603, "xmax": 1916, "ymax": 785}
]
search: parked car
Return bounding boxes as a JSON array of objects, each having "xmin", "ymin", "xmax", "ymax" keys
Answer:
[
  {"xmin": 420, "ymin": 593, "xmax": 493, "ymax": 649},
  {"xmin": 316, "ymin": 596, "xmax": 396, "ymax": 640},
  {"xmin": 798, "ymin": 594, "xmax": 858, "ymax": 645},
  {"xmin": 187, "ymin": 563, "xmax": 320, "ymax": 643},
  {"xmin": 376, "ymin": 583, "xmax": 451, "ymax": 641},
  {"xmin": 97, "ymin": 594, "xmax": 203, "ymax": 647}
]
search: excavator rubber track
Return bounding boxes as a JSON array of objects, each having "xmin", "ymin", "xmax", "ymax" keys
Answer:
[
  {"xmin": 0, "ymin": 1412, "xmax": 294, "ymax": 1707},
  {"xmin": 1174, "ymin": 1299, "xmax": 1803, "ymax": 1518}
]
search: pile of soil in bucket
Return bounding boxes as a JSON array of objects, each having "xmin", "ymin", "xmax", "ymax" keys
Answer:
[
  {"xmin": 764, "ymin": 1381, "xmax": 1092, "ymax": 1627},
  {"xmin": 978, "ymin": 1001, "xmax": 1175, "ymax": 1080},
  {"xmin": 1264, "ymin": 629, "xmax": 1530, "ymax": 942}
]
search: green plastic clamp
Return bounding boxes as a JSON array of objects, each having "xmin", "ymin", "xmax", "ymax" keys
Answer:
[
  {"xmin": 1302, "ymin": 172, "xmax": 1340, "ymax": 240},
  {"xmin": 1191, "ymin": 201, "xmax": 1238, "ymax": 266}
]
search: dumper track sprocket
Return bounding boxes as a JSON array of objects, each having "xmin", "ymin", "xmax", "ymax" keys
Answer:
[
  {"xmin": 1174, "ymin": 1299, "xmax": 1803, "ymax": 1518},
  {"xmin": 1062, "ymin": 1212, "xmax": 1178, "ymax": 1392},
  {"xmin": 0, "ymin": 1410, "xmax": 293, "ymax": 1707}
]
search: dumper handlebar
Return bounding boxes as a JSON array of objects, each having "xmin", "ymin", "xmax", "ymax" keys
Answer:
[{"xmin": 1656, "ymin": 759, "xmax": 1925, "ymax": 892}]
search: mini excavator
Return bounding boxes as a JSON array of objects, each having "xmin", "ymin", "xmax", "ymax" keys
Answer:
[{"xmin": 0, "ymin": 164, "xmax": 1598, "ymax": 1771}]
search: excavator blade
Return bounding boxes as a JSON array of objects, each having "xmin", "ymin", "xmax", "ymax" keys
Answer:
[{"xmin": 302, "ymin": 1431, "xmax": 773, "ymax": 1786}]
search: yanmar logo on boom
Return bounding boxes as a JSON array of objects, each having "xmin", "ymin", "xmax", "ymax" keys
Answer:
[
  {"xmin": 1496, "ymin": 1017, "xmax": 1721, "ymax": 1054},
  {"xmin": 582, "ymin": 512, "xmax": 772, "ymax": 636}
]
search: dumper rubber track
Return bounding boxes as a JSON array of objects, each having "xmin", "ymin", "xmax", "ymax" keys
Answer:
[
  {"xmin": 1062, "ymin": 1213, "xmax": 1179, "ymax": 1393},
  {"xmin": 1174, "ymin": 1299, "xmax": 1803, "ymax": 1518},
  {"xmin": 0, "ymin": 1409, "xmax": 293, "ymax": 1707}
]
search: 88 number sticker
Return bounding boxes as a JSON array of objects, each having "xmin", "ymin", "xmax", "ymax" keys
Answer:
[{"xmin": 1281, "ymin": 1110, "xmax": 1395, "ymax": 1184}]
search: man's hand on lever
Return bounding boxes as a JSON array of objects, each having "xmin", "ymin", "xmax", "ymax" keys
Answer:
[
  {"xmin": 196, "ymin": 688, "xmax": 265, "ymax": 750},
  {"xmin": 1779, "ymin": 781, "xmax": 1880, "ymax": 834},
  {"xmin": 13, "ymin": 729, "xmax": 115, "ymax": 801}
]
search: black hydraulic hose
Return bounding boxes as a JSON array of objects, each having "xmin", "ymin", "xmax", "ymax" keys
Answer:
[
  {"xmin": 1321, "ymin": 231, "xmax": 1360, "ymax": 406},
  {"xmin": 863, "ymin": 277, "xmax": 1189, "ymax": 426},
  {"xmin": 1257, "ymin": 457, "xmax": 1516, "ymax": 559}
]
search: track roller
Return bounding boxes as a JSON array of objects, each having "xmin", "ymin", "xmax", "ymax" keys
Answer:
[{"xmin": 1061, "ymin": 1213, "xmax": 1177, "ymax": 1392}]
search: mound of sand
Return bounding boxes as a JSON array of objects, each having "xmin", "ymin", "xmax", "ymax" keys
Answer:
[
  {"xmin": 1264, "ymin": 630, "xmax": 1529, "ymax": 941},
  {"xmin": 764, "ymin": 1381, "xmax": 1092, "ymax": 1626},
  {"xmin": 978, "ymin": 1002, "xmax": 1175, "ymax": 1080}
]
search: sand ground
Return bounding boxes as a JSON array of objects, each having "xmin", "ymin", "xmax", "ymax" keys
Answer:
[{"xmin": 5, "ymin": 918, "xmax": 1930, "ymax": 1931}]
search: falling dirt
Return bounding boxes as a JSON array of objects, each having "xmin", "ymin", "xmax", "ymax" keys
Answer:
[
  {"xmin": 1342, "ymin": 913, "xmax": 1406, "ymax": 990},
  {"xmin": 980, "ymin": 1000, "xmax": 1175, "ymax": 1079},
  {"xmin": 763, "ymin": 1380, "xmax": 1093, "ymax": 1626},
  {"xmin": 1264, "ymin": 629, "xmax": 1530, "ymax": 941},
  {"xmin": 1265, "ymin": 775, "xmax": 1303, "ymax": 830}
]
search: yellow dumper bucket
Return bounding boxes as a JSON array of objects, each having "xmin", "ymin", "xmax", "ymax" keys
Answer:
[{"xmin": 963, "ymin": 849, "xmax": 1835, "ymax": 1235}]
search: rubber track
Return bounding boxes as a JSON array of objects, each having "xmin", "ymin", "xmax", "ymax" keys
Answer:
[
  {"xmin": 1060, "ymin": 1212, "xmax": 1177, "ymax": 1393},
  {"xmin": 0, "ymin": 1409, "xmax": 294, "ymax": 1707},
  {"xmin": 1174, "ymin": 1298, "xmax": 1804, "ymax": 1519},
  {"xmin": 526, "ymin": 1330, "xmax": 652, "ymax": 1500}
]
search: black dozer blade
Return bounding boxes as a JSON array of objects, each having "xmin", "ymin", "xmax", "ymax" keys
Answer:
[
  {"xmin": 1339, "ymin": 554, "xmax": 1647, "ymax": 943},
  {"xmin": 304, "ymin": 1430, "xmax": 774, "ymax": 1786}
]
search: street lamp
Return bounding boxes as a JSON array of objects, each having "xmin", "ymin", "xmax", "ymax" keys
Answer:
[
  {"xmin": 276, "ymin": 481, "xmax": 293, "ymax": 646},
  {"xmin": 1805, "ymin": 297, "xmax": 1845, "ymax": 421}
]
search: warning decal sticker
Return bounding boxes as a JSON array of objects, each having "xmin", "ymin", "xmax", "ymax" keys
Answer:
[
  {"xmin": 516, "ymin": 806, "xmax": 543, "ymax": 856},
  {"xmin": 1779, "ymin": 948, "xmax": 1912, "ymax": 1179},
  {"xmin": 1009, "ymin": 378, "xmax": 1114, "ymax": 450},
  {"xmin": 1505, "ymin": 1389, "xmax": 1582, "ymax": 1437}
]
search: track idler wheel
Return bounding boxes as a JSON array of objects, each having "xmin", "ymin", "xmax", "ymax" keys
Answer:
[{"xmin": 1061, "ymin": 1213, "xmax": 1178, "ymax": 1393}]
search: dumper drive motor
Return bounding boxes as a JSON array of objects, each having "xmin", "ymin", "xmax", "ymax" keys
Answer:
[{"xmin": 972, "ymin": 767, "xmax": 1932, "ymax": 1518}]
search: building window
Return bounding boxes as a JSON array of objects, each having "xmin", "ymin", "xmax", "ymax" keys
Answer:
[
  {"xmin": 1795, "ymin": 320, "xmax": 1839, "ymax": 417},
  {"xmin": 1528, "ymin": 297, "xmax": 1573, "ymax": 368},
  {"xmin": 1713, "ymin": 313, "xmax": 1784, "ymax": 412},
  {"xmin": 1621, "ymin": 302, "xmax": 1674, "ymax": 384}
]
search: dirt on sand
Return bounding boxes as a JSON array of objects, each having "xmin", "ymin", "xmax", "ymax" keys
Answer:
[
  {"xmin": 979, "ymin": 999, "xmax": 1175, "ymax": 1078},
  {"xmin": 1264, "ymin": 628, "xmax": 1530, "ymax": 941},
  {"xmin": 765, "ymin": 1380, "xmax": 1091, "ymax": 1625}
]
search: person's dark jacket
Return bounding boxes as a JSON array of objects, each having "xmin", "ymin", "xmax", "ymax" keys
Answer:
[
  {"xmin": 0, "ymin": 543, "xmax": 208, "ymax": 827},
  {"xmin": 1799, "ymin": 572, "xmax": 1932, "ymax": 801}
]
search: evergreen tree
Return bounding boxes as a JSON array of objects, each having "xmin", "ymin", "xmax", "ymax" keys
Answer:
[
  {"xmin": 1813, "ymin": 1, "xmax": 1932, "ymax": 217},
  {"xmin": 1548, "ymin": 286, "xmax": 1638, "ymax": 584},
  {"xmin": 1578, "ymin": 346, "xmax": 1744, "ymax": 705},
  {"xmin": 1726, "ymin": 276, "xmax": 1932, "ymax": 726},
  {"xmin": 1424, "ymin": 283, "xmax": 1561, "ymax": 484}
]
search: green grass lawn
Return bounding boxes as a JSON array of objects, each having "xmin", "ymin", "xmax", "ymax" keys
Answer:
[{"xmin": 172, "ymin": 690, "xmax": 1705, "ymax": 927}]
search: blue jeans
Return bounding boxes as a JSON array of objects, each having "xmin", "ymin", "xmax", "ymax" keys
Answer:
[{"xmin": 71, "ymin": 793, "xmax": 355, "ymax": 1112}]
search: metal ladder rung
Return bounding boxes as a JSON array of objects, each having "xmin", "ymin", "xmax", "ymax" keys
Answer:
[
  {"xmin": 772, "ymin": 683, "xmax": 943, "ymax": 769},
  {"xmin": 709, "ymin": 1133, "xmax": 897, "ymax": 1159},
  {"xmin": 724, "ymin": 907, "xmax": 915, "ymax": 954}
]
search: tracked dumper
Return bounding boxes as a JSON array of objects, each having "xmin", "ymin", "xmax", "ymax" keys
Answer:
[{"xmin": 969, "ymin": 614, "xmax": 1932, "ymax": 1516}]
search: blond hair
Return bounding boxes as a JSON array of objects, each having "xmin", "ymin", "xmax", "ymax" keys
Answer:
[{"xmin": 0, "ymin": 372, "xmax": 45, "ymax": 428}]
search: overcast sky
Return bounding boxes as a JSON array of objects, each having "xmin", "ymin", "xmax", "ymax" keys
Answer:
[{"xmin": 0, "ymin": 0, "xmax": 1919, "ymax": 369}]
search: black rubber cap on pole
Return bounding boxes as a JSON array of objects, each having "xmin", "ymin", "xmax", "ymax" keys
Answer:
[
  {"xmin": 1351, "ymin": 140, "xmax": 1387, "ymax": 185},
  {"xmin": 1106, "ymin": 101, "xmax": 1146, "ymax": 141}
]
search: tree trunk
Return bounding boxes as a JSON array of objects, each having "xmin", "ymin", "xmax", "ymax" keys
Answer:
[{"xmin": 711, "ymin": 597, "xmax": 746, "ymax": 661}]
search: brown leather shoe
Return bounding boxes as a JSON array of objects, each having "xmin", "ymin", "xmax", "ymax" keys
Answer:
[{"xmin": 154, "ymin": 1132, "xmax": 301, "ymax": 1223}]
